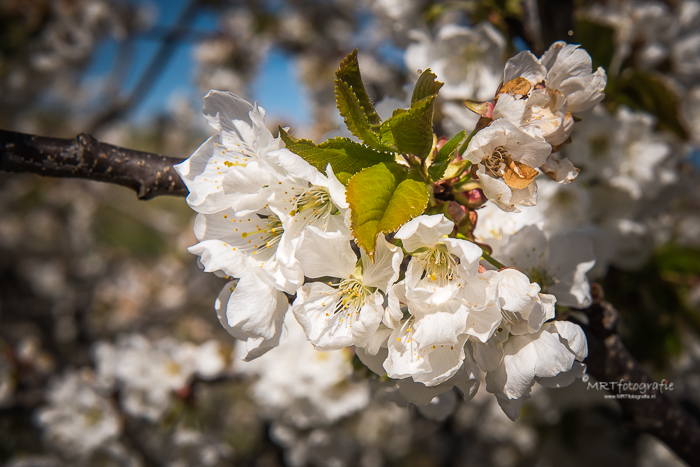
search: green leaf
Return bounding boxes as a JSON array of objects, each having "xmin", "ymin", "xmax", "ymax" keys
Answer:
[
  {"xmin": 380, "ymin": 97, "xmax": 435, "ymax": 158},
  {"xmin": 335, "ymin": 79, "xmax": 395, "ymax": 151},
  {"xmin": 610, "ymin": 71, "xmax": 689, "ymax": 140},
  {"xmin": 279, "ymin": 128, "xmax": 394, "ymax": 176},
  {"xmin": 655, "ymin": 244, "xmax": 700, "ymax": 275},
  {"xmin": 347, "ymin": 163, "xmax": 429, "ymax": 260},
  {"xmin": 379, "ymin": 69, "xmax": 443, "ymax": 159},
  {"xmin": 411, "ymin": 68, "xmax": 444, "ymax": 104},
  {"xmin": 575, "ymin": 19, "xmax": 616, "ymax": 71},
  {"xmin": 428, "ymin": 130, "xmax": 466, "ymax": 181},
  {"xmin": 335, "ymin": 50, "xmax": 381, "ymax": 126}
]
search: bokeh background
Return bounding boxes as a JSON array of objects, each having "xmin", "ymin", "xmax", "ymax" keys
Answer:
[{"xmin": 1, "ymin": 0, "xmax": 700, "ymax": 466}]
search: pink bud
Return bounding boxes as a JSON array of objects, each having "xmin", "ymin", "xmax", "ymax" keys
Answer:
[
  {"xmin": 455, "ymin": 188, "xmax": 486, "ymax": 209},
  {"xmin": 436, "ymin": 136, "xmax": 449, "ymax": 152},
  {"xmin": 464, "ymin": 99, "xmax": 494, "ymax": 118},
  {"xmin": 446, "ymin": 201, "xmax": 466, "ymax": 224}
]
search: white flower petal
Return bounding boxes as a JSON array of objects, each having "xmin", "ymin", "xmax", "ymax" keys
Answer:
[
  {"xmin": 537, "ymin": 361, "xmax": 586, "ymax": 388},
  {"xmin": 461, "ymin": 271, "xmax": 500, "ymax": 311},
  {"xmin": 552, "ymin": 321, "xmax": 588, "ymax": 361},
  {"xmin": 478, "ymin": 169, "xmax": 537, "ymax": 213},
  {"xmin": 485, "ymin": 327, "xmax": 575, "ymax": 400},
  {"xmin": 442, "ymin": 237, "xmax": 483, "ymax": 274},
  {"xmin": 384, "ymin": 281, "xmax": 407, "ymax": 329},
  {"xmin": 356, "ymin": 346, "xmax": 388, "ymax": 376},
  {"xmin": 275, "ymin": 148, "xmax": 325, "ymax": 185},
  {"xmin": 292, "ymin": 283, "xmax": 383, "ymax": 351},
  {"xmin": 497, "ymin": 268, "xmax": 539, "ymax": 312},
  {"xmin": 323, "ymin": 164, "xmax": 349, "ymax": 210},
  {"xmin": 362, "ymin": 325, "xmax": 392, "ymax": 356},
  {"xmin": 541, "ymin": 155, "xmax": 579, "ymax": 183},
  {"xmin": 202, "ymin": 90, "xmax": 256, "ymax": 137},
  {"xmin": 296, "ymin": 226, "xmax": 356, "ymax": 279},
  {"xmin": 541, "ymin": 42, "xmax": 607, "ymax": 114},
  {"xmin": 224, "ymin": 274, "xmax": 289, "ymax": 342},
  {"xmin": 362, "ymin": 236, "xmax": 403, "ymax": 292},
  {"xmin": 494, "ymin": 392, "xmax": 530, "ymax": 421},
  {"xmin": 498, "ymin": 224, "xmax": 548, "ymax": 273},
  {"xmin": 384, "ymin": 321, "xmax": 433, "ymax": 380},
  {"xmin": 465, "ymin": 301, "xmax": 502, "ymax": 343},
  {"xmin": 396, "ymin": 378, "xmax": 455, "ymax": 406},
  {"xmin": 503, "ymin": 50, "xmax": 546, "ymax": 84},
  {"xmin": 412, "ymin": 307, "xmax": 469, "ymax": 350},
  {"xmin": 395, "ymin": 215, "xmax": 454, "ymax": 252},
  {"xmin": 174, "ymin": 136, "xmax": 236, "ymax": 213},
  {"xmin": 215, "ymin": 279, "xmax": 288, "ymax": 360},
  {"xmin": 412, "ymin": 335, "xmax": 468, "ymax": 387},
  {"xmin": 493, "ymin": 93, "xmax": 527, "ymax": 123}
]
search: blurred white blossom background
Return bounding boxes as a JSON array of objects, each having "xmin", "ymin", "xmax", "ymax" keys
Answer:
[{"xmin": 1, "ymin": 1, "xmax": 700, "ymax": 466}]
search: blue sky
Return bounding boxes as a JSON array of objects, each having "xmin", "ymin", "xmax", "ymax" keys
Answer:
[{"xmin": 85, "ymin": 0, "xmax": 311, "ymax": 125}]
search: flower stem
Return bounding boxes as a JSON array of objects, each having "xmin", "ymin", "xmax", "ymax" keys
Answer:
[
  {"xmin": 480, "ymin": 250, "xmax": 506, "ymax": 269},
  {"xmin": 455, "ymin": 233, "xmax": 506, "ymax": 269}
]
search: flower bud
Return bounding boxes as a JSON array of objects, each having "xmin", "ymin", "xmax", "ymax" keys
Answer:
[{"xmin": 455, "ymin": 188, "xmax": 487, "ymax": 209}]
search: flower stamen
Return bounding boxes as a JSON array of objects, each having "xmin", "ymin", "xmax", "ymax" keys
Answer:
[
  {"xmin": 290, "ymin": 186, "xmax": 337, "ymax": 227},
  {"xmin": 332, "ymin": 278, "xmax": 373, "ymax": 315},
  {"xmin": 239, "ymin": 214, "xmax": 283, "ymax": 254},
  {"xmin": 414, "ymin": 244, "xmax": 457, "ymax": 287}
]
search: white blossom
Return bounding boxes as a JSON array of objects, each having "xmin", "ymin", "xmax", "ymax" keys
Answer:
[
  {"xmin": 34, "ymin": 369, "xmax": 121, "ymax": 457},
  {"xmin": 406, "ymin": 23, "xmax": 506, "ymax": 101},
  {"xmin": 292, "ymin": 227, "xmax": 402, "ymax": 351},
  {"xmin": 235, "ymin": 315, "xmax": 370, "ymax": 428},
  {"xmin": 93, "ymin": 334, "xmax": 225, "ymax": 421},
  {"xmin": 175, "ymin": 90, "xmax": 284, "ymax": 214},
  {"xmin": 504, "ymin": 42, "xmax": 607, "ymax": 114},
  {"xmin": 491, "ymin": 225, "xmax": 596, "ymax": 308},
  {"xmin": 479, "ymin": 321, "xmax": 588, "ymax": 420},
  {"xmin": 465, "ymin": 119, "xmax": 551, "ymax": 212}
]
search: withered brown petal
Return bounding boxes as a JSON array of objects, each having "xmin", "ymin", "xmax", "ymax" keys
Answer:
[
  {"xmin": 496, "ymin": 77, "xmax": 532, "ymax": 99},
  {"xmin": 503, "ymin": 161, "xmax": 539, "ymax": 189}
]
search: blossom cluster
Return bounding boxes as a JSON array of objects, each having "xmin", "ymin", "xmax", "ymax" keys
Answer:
[
  {"xmin": 175, "ymin": 43, "xmax": 598, "ymax": 417},
  {"xmin": 463, "ymin": 42, "xmax": 607, "ymax": 212},
  {"xmin": 31, "ymin": 334, "xmax": 233, "ymax": 461}
]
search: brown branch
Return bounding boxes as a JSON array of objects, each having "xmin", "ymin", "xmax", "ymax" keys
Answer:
[
  {"xmin": 576, "ymin": 289, "xmax": 700, "ymax": 466},
  {"xmin": 0, "ymin": 129, "xmax": 187, "ymax": 200}
]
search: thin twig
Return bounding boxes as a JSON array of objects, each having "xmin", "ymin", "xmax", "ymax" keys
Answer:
[{"xmin": 0, "ymin": 129, "xmax": 187, "ymax": 200}]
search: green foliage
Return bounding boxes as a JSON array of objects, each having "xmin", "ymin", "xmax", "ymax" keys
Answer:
[
  {"xmin": 428, "ymin": 130, "xmax": 467, "ymax": 181},
  {"xmin": 334, "ymin": 56, "xmax": 443, "ymax": 157},
  {"xmin": 335, "ymin": 79, "xmax": 391, "ymax": 151},
  {"xmin": 378, "ymin": 99, "xmax": 432, "ymax": 156},
  {"xmin": 655, "ymin": 244, "xmax": 700, "ymax": 276},
  {"xmin": 610, "ymin": 71, "xmax": 689, "ymax": 140},
  {"xmin": 335, "ymin": 50, "xmax": 382, "ymax": 126},
  {"xmin": 279, "ymin": 128, "xmax": 394, "ymax": 179},
  {"xmin": 379, "ymin": 70, "xmax": 443, "ymax": 159},
  {"xmin": 347, "ymin": 163, "xmax": 429, "ymax": 260},
  {"xmin": 283, "ymin": 52, "xmax": 445, "ymax": 252},
  {"xmin": 411, "ymin": 68, "xmax": 444, "ymax": 104},
  {"xmin": 575, "ymin": 18, "xmax": 616, "ymax": 71}
]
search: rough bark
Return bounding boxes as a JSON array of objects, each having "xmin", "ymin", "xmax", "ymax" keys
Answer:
[
  {"xmin": 0, "ymin": 129, "xmax": 187, "ymax": 200},
  {"xmin": 577, "ymin": 289, "xmax": 700, "ymax": 466}
]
